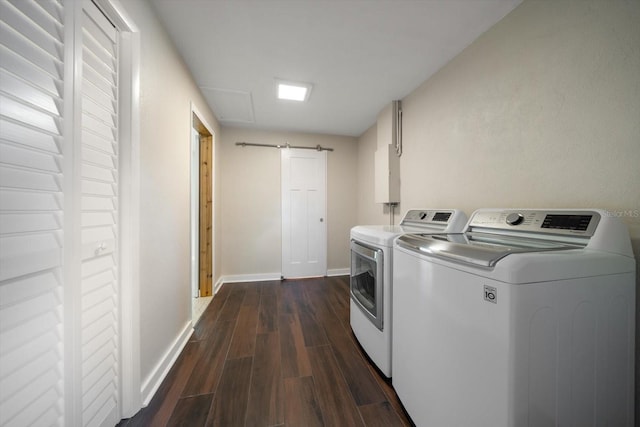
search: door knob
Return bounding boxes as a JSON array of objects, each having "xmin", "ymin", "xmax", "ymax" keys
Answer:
[
  {"xmin": 320, "ymin": 218, "xmax": 324, "ymax": 222},
  {"xmin": 95, "ymin": 242, "xmax": 107, "ymax": 255}
]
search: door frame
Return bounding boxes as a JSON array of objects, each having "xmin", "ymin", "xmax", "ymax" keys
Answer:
[
  {"xmin": 190, "ymin": 103, "xmax": 216, "ymax": 301},
  {"xmin": 190, "ymin": 126, "xmax": 200, "ymax": 298}
]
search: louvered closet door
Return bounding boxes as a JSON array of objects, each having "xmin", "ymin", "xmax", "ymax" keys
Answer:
[
  {"xmin": 0, "ymin": 1, "xmax": 66, "ymax": 426},
  {"xmin": 80, "ymin": 2, "xmax": 120, "ymax": 426}
]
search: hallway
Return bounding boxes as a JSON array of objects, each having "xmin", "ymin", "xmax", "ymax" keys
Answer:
[{"xmin": 119, "ymin": 276, "xmax": 411, "ymax": 426}]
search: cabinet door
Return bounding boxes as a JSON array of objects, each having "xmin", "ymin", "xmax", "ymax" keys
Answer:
[
  {"xmin": 0, "ymin": 1, "xmax": 66, "ymax": 425},
  {"xmin": 0, "ymin": 1, "xmax": 123, "ymax": 425},
  {"xmin": 79, "ymin": 2, "xmax": 121, "ymax": 425}
]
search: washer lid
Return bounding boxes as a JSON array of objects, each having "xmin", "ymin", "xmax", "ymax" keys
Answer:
[
  {"xmin": 351, "ymin": 225, "xmax": 405, "ymax": 246},
  {"xmin": 350, "ymin": 222, "xmax": 455, "ymax": 246},
  {"xmin": 396, "ymin": 232, "xmax": 581, "ymax": 268}
]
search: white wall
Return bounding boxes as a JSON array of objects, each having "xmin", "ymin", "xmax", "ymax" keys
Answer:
[
  {"xmin": 118, "ymin": 0, "xmax": 221, "ymax": 393},
  {"xmin": 357, "ymin": 0, "xmax": 640, "ymax": 414},
  {"xmin": 220, "ymin": 127, "xmax": 358, "ymax": 278},
  {"xmin": 400, "ymin": 0, "xmax": 639, "ymax": 214}
]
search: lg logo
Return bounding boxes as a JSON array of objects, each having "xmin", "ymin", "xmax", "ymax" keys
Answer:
[{"xmin": 484, "ymin": 285, "xmax": 497, "ymax": 304}]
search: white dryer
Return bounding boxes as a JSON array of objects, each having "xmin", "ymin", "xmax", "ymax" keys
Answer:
[
  {"xmin": 350, "ymin": 209, "xmax": 467, "ymax": 377},
  {"xmin": 392, "ymin": 209, "xmax": 636, "ymax": 427}
]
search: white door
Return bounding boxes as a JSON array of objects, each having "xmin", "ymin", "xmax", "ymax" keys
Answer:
[
  {"xmin": 0, "ymin": 1, "xmax": 67, "ymax": 424},
  {"xmin": 79, "ymin": 2, "xmax": 121, "ymax": 425},
  {"xmin": 0, "ymin": 1, "xmax": 122, "ymax": 425},
  {"xmin": 281, "ymin": 148, "xmax": 327, "ymax": 278}
]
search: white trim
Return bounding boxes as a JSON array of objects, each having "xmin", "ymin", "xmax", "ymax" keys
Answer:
[
  {"xmin": 93, "ymin": 0, "xmax": 140, "ymax": 32},
  {"xmin": 216, "ymin": 271, "xmax": 348, "ymax": 286},
  {"xmin": 189, "ymin": 126, "xmax": 200, "ymax": 299},
  {"xmin": 327, "ymin": 268, "xmax": 350, "ymax": 277},
  {"xmin": 220, "ymin": 273, "xmax": 283, "ymax": 284},
  {"xmin": 140, "ymin": 321, "xmax": 194, "ymax": 406},
  {"xmin": 67, "ymin": 2, "xmax": 86, "ymax": 423},
  {"xmin": 61, "ymin": 1, "xmax": 79, "ymax": 420},
  {"xmin": 117, "ymin": 26, "xmax": 142, "ymax": 421},
  {"xmin": 191, "ymin": 103, "xmax": 217, "ymax": 141},
  {"xmin": 214, "ymin": 276, "xmax": 225, "ymax": 294},
  {"xmin": 215, "ymin": 270, "xmax": 348, "ymax": 293}
]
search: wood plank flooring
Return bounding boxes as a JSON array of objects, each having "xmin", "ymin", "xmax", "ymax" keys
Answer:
[{"xmin": 118, "ymin": 276, "xmax": 413, "ymax": 427}]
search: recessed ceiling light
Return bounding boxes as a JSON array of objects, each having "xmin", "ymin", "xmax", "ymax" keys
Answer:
[{"xmin": 277, "ymin": 80, "xmax": 312, "ymax": 102}]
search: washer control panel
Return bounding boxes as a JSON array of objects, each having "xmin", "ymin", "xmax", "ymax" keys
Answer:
[{"xmin": 468, "ymin": 209, "xmax": 601, "ymax": 237}]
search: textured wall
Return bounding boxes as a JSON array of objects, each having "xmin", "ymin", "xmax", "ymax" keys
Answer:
[{"xmin": 400, "ymin": 0, "xmax": 639, "ymax": 214}]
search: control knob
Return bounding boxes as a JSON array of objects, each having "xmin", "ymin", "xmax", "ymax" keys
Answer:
[{"xmin": 506, "ymin": 212, "xmax": 524, "ymax": 226}]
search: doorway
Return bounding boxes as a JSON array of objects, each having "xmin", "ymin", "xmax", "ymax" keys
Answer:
[
  {"xmin": 281, "ymin": 148, "xmax": 327, "ymax": 278},
  {"xmin": 190, "ymin": 108, "xmax": 215, "ymax": 322}
]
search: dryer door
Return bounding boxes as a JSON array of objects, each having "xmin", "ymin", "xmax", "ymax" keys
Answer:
[{"xmin": 350, "ymin": 240, "xmax": 384, "ymax": 330}]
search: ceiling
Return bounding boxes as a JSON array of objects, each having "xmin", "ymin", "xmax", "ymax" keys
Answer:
[{"xmin": 150, "ymin": 0, "xmax": 523, "ymax": 137}]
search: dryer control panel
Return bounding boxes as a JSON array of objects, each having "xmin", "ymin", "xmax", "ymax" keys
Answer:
[
  {"xmin": 400, "ymin": 209, "xmax": 468, "ymax": 232},
  {"xmin": 402, "ymin": 209, "xmax": 452, "ymax": 224}
]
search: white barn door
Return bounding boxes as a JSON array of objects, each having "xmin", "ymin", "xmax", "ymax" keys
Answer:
[{"xmin": 281, "ymin": 148, "xmax": 327, "ymax": 278}]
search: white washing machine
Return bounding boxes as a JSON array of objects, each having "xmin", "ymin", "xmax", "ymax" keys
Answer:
[
  {"xmin": 350, "ymin": 209, "xmax": 467, "ymax": 377},
  {"xmin": 392, "ymin": 209, "xmax": 636, "ymax": 427}
]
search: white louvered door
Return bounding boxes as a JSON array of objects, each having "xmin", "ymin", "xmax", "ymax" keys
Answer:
[
  {"xmin": 80, "ymin": 2, "xmax": 120, "ymax": 426},
  {"xmin": 1, "ymin": 1, "xmax": 124, "ymax": 425},
  {"xmin": 0, "ymin": 1, "xmax": 66, "ymax": 425}
]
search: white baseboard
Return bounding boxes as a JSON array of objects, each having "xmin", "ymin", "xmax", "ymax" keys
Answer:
[
  {"xmin": 327, "ymin": 268, "xmax": 349, "ymax": 277},
  {"xmin": 219, "ymin": 272, "xmax": 282, "ymax": 284},
  {"xmin": 214, "ymin": 276, "xmax": 224, "ymax": 294},
  {"xmin": 218, "ymin": 270, "xmax": 349, "ymax": 287},
  {"xmin": 141, "ymin": 320, "xmax": 193, "ymax": 406}
]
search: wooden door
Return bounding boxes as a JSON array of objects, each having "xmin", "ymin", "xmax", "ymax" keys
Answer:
[{"xmin": 199, "ymin": 135, "xmax": 213, "ymax": 296}]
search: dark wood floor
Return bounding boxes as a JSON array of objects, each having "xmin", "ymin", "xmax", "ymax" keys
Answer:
[{"xmin": 118, "ymin": 276, "xmax": 413, "ymax": 427}]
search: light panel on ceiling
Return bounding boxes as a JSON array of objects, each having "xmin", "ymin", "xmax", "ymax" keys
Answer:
[{"xmin": 277, "ymin": 80, "xmax": 312, "ymax": 102}]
